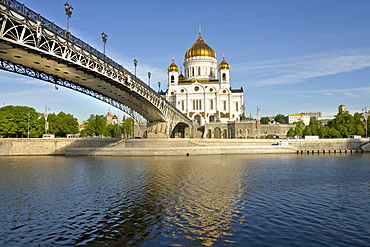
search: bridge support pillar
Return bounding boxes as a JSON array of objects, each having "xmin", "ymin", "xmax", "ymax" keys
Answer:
[{"xmin": 147, "ymin": 121, "xmax": 169, "ymax": 138}]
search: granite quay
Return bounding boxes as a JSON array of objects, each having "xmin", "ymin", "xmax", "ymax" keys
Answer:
[{"xmin": 0, "ymin": 138, "xmax": 369, "ymax": 156}]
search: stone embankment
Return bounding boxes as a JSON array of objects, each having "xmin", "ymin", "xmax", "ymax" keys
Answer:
[{"xmin": 0, "ymin": 137, "xmax": 369, "ymax": 156}]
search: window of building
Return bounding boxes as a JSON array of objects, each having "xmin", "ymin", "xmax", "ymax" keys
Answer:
[
  {"xmin": 181, "ymin": 100, "xmax": 185, "ymax": 111},
  {"xmin": 236, "ymin": 102, "xmax": 239, "ymax": 112},
  {"xmin": 171, "ymin": 75, "xmax": 174, "ymax": 83},
  {"xmin": 210, "ymin": 99, "xmax": 214, "ymax": 110},
  {"xmin": 223, "ymin": 101, "xmax": 227, "ymax": 111},
  {"xmin": 222, "ymin": 73, "xmax": 226, "ymax": 81},
  {"xmin": 193, "ymin": 100, "xmax": 202, "ymax": 110}
]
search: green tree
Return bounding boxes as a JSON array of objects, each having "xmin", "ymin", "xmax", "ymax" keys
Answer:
[
  {"xmin": 293, "ymin": 121, "xmax": 305, "ymax": 137},
  {"xmin": 274, "ymin": 114, "xmax": 286, "ymax": 124},
  {"xmin": 121, "ymin": 116, "xmax": 133, "ymax": 138},
  {"xmin": 308, "ymin": 120, "xmax": 321, "ymax": 136},
  {"xmin": 0, "ymin": 105, "xmax": 43, "ymax": 138},
  {"xmin": 303, "ymin": 126, "xmax": 312, "ymax": 136},
  {"xmin": 260, "ymin": 116, "xmax": 269, "ymax": 124},
  {"xmin": 286, "ymin": 128, "xmax": 295, "ymax": 137},
  {"xmin": 48, "ymin": 111, "xmax": 79, "ymax": 137},
  {"xmin": 104, "ymin": 123, "xmax": 118, "ymax": 138},
  {"xmin": 83, "ymin": 114, "xmax": 107, "ymax": 137}
]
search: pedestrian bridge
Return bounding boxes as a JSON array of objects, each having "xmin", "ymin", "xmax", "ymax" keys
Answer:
[{"xmin": 0, "ymin": 0, "xmax": 194, "ymax": 138}]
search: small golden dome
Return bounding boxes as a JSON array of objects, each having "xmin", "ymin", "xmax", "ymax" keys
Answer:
[
  {"xmin": 218, "ymin": 58, "xmax": 230, "ymax": 70},
  {"xmin": 167, "ymin": 60, "xmax": 179, "ymax": 72},
  {"xmin": 185, "ymin": 36, "xmax": 216, "ymax": 59}
]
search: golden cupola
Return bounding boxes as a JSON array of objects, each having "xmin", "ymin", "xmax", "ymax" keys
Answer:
[
  {"xmin": 218, "ymin": 57, "xmax": 230, "ymax": 70},
  {"xmin": 185, "ymin": 35, "xmax": 216, "ymax": 59},
  {"xmin": 167, "ymin": 59, "xmax": 179, "ymax": 72}
]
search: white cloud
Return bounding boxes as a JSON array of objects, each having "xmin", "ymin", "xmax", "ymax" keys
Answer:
[{"xmin": 236, "ymin": 49, "xmax": 370, "ymax": 86}]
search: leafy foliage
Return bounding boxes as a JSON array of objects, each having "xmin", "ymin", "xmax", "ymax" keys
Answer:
[
  {"xmin": 0, "ymin": 105, "xmax": 44, "ymax": 138},
  {"xmin": 48, "ymin": 111, "xmax": 79, "ymax": 137},
  {"xmin": 287, "ymin": 111, "xmax": 368, "ymax": 138}
]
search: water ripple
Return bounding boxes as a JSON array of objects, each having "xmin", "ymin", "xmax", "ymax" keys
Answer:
[{"xmin": 1, "ymin": 154, "xmax": 370, "ymax": 246}]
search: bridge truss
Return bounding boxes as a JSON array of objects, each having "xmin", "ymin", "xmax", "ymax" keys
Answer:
[{"xmin": 0, "ymin": 0, "xmax": 194, "ymax": 137}]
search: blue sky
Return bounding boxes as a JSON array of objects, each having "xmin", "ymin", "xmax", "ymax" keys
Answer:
[{"xmin": 1, "ymin": 0, "xmax": 370, "ymax": 121}]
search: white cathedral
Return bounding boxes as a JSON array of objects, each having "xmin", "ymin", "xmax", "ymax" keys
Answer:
[{"xmin": 165, "ymin": 31, "xmax": 244, "ymax": 126}]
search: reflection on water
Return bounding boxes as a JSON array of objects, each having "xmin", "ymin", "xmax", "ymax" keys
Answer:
[{"xmin": 1, "ymin": 154, "xmax": 370, "ymax": 246}]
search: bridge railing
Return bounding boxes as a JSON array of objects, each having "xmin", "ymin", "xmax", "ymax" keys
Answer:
[
  {"xmin": 0, "ymin": 0, "xmax": 154, "ymax": 92},
  {"xmin": 0, "ymin": 0, "xmax": 192, "ymax": 125}
]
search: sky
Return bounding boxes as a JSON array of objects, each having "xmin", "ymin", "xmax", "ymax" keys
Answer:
[{"xmin": 1, "ymin": 0, "xmax": 370, "ymax": 122}]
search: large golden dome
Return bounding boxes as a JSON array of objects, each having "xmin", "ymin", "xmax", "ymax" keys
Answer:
[{"xmin": 185, "ymin": 36, "xmax": 216, "ymax": 59}]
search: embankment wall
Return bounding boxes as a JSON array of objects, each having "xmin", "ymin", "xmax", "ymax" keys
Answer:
[{"xmin": 0, "ymin": 138, "xmax": 368, "ymax": 156}]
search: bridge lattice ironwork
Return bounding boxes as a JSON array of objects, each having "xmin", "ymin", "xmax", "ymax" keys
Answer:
[{"xmin": 0, "ymin": 0, "xmax": 193, "ymax": 136}]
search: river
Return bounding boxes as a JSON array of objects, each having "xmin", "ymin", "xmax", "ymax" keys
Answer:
[{"xmin": 0, "ymin": 154, "xmax": 369, "ymax": 246}]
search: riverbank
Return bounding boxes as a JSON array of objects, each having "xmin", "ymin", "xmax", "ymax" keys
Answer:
[{"xmin": 0, "ymin": 138, "xmax": 369, "ymax": 156}]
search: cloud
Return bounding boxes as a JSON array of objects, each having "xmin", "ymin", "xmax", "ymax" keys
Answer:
[{"xmin": 236, "ymin": 49, "xmax": 370, "ymax": 86}]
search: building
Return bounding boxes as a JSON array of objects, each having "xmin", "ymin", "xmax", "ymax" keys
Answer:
[
  {"xmin": 165, "ymin": 31, "xmax": 244, "ymax": 126},
  {"xmin": 287, "ymin": 113, "xmax": 310, "ymax": 126},
  {"xmin": 106, "ymin": 110, "xmax": 118, "ymax": 125},
  {"xmin": 338, "ymin": 105, "xmax": 346, "ymax": 114}
]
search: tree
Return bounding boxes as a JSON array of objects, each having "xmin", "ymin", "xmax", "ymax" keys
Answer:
[
  {"xmin": 286, "ymin": 128, "xmax": 295, "ymax": 137},
  {"xmin": 274, "ymin": 114, "xmax": 286, "ymax": 124},
  {"xmin": 83, "ymin": 114, "xmax": 107, "ymax": 137},
  {"xmin": 0, "ymin": 105, "xmax": 43, "ymax": 138},
  {"xmin": 303, "ymin": 126, "xmax": 312, "ymax": 136},
  {"xmin": 48, "ymin": 111, "xmax": 79, "ymax": 137},
  {"xmin": 104, "ymin": 124, "xmax": 118, "ymax": 138},
  {"xmin": 260, "ymin": 116, "xmax": 269, "ymax": 124},
  {"xmin": 121, "ymin": 116, "xmax": 133, "ymax": 138}
]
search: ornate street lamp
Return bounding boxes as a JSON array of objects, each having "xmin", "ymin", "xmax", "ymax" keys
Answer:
[
  {"xmin": 363, "ymin": 107, "xmax": 368, "ymax": 138},
  {"xmin": 147, "ymin": 72, "xmax": 151, "ymax": 87},
  {"xmin": 64, "ymin": 3, "xmax": 73, "ymax": 36},
  {"xmin": 101, "ymin": 32, "xmax": 108, "ymax": 58},
  {"xmin": 134, "ymin": 59, "xmax": 138, "ymax": 77}
]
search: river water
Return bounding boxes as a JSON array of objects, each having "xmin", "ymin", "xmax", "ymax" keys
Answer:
[{"xmin": 0, "ymin": 154, "xmax": 369, "ymax": 246}]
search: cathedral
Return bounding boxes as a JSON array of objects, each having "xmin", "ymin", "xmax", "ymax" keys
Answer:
[{"xmin": 165, "ymin": 31, "xmax": 244, "ymax": 126}]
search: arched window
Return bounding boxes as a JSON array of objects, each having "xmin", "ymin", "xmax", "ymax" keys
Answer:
[
  {"xmin": 171, "ymin": 75, "xmax": 174, "ymax": 83},
  {"xmin": 222, "ymin": 73, "xmax": 226, "ymax": 81},
  {"xmin": 194, "ymin": 115, "xmax": 201, "ymax": 125},
  {"xmin": 214, "ymin": 128, "xmax": 221, "ymax": 139},
  {"xmin": 207, "ymin": 129, "xmax": 212, "ymax": 138},
  {"xmin": 223, "ymin": 129, "xmax": 228, "ymax": 139},
  {"xmin": 198, "ymin": 67, "xmax": 201, "ymax": 76}
]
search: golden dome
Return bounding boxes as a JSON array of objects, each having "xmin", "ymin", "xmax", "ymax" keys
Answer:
[
  {"xmin": 185, "ymin": 36, "xmax": 216, "ymax": 59},
  {"xmin": 167, "ymin": 60, "xmax": 179, "ymax": 72},
  {"xmin": 218, "ymin": 58, "xmax": 230, "ymax": 70}
]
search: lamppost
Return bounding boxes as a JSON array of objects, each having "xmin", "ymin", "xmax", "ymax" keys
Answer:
[
  {"xmin": 64, "ymin": 3, "xmax": 73, "ymax": 37},
  {"xmin": 44, "ymin": 106, "xmax": 49, "ymax": 135},
  {"xmin": 147, "ymin": 72, "xmax": 151, "ymax": 87},
  {"xmin": 101, "ymin": 32, "xmax": 108, "ymax": 59},
  {"xmin": 27, "ymin": 113, "xmax": 30, "ymax": 138},
  {"xmin": 134, "ymin": 59, "xmax": 138, "ymax": 77},
  {"xmin": 158, "ymin": 81, "xmax": 161, "ymax": 93},
  {"xmin": 363, "ymin": 107, "xmax": 368, "ymax": 138}
]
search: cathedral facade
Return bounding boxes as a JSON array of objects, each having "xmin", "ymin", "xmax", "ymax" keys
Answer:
[{"xmin": 165, "ymin": 32, "xmax": 244, "ymax": 126}]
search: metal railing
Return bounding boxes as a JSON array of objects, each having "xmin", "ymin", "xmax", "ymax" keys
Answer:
[{"xmin": 0, "ymin": 0, "xmax": 193, "ymax": 125}]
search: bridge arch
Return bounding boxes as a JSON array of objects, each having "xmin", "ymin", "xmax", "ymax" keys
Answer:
[{"xmin": 0, "ymin": 1, "xmax": 194, "ymax": 137}]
